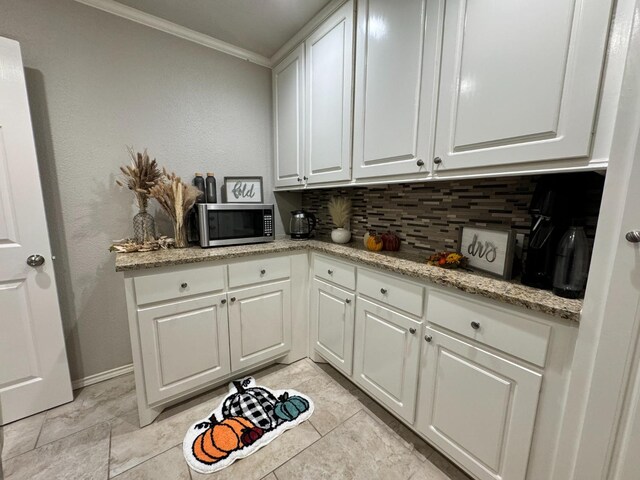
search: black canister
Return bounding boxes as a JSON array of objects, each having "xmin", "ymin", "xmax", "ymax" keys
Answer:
[
  {"xmin": 193, "ymin": 173, "xmax": 205, "ymax": 203},
  {"xmin": 205, "ymin": 172, "xmax": 217, "ymax": 203}
]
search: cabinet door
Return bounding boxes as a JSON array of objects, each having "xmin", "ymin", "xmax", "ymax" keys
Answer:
[
  {"xmin": 416, "ymin": 327, "xmax": 542, "ymax": 480},
  {"xmin": 352, "ymin": 0, "xmax": 442, "ymax": 179},
  {"xmin": 353, "ymin": 297, "xmax": 422, "ymax": 422},
  {"xmin": 434, "ymin": 0, "xmax": 612, "ymax": 172},
  {"xmin": 305, "ymin": 0, "xmax": 354, "ymax": 184},
  {"xmin": 310, "ymin": 278, "xmax": 355, "ymax": 376},
  {"xmin": 138, "ymin": 293, "xmax": 231, "ymax": 405},
  {"xmin": 273, "ymin": 44, "xmax": 305, "ymax": 188},
  {"xmin": 228, "ymin": 280, "xmax": 292, "ymax": 371}
]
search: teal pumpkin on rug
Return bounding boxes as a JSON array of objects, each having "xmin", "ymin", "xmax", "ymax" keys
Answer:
[{"xmin": 183, "ymin": 377, "xmax": 314, "ymax": 474}]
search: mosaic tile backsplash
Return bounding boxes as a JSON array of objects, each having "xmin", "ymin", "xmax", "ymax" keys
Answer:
[{"xmin": 301, "ymin": 173, "xmax": 604, "ymax": 256}]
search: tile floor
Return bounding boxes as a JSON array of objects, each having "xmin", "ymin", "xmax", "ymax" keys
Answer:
[{"xmin": 0, "ymin": 359, "xmax": 472, "ymax": 480}]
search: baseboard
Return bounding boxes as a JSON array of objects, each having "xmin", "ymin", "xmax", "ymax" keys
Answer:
[{"xmin": 72, "ymin": 363, "xmax": 134, "ymax": 390}]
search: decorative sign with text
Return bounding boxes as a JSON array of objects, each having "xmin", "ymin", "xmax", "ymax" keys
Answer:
[
  {"xmin": 223, "ymin": 177, "xmax": 264, "ymax": 203},
  {"xmin": 458, "ymin": 226, "xmax": 515, "ymax": 279}
]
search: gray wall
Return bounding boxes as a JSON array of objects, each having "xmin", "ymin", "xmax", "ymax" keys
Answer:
[{"xmin": 0, "ymin": 0, "xmax": 274, "ymax": 381}]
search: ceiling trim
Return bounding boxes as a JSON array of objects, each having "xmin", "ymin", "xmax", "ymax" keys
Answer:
[
  {"xmin": 269, "ymin": 0, "xmax": 347, "ymax": 66},
  {"xmin": 74, "ymin": 0, "xmax": 272, "ymax": 68}
]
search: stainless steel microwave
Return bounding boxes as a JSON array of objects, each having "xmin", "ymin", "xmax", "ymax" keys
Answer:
[{"xmin": 197, "ymin": 203, "xmax": 275, "ymax": 248}]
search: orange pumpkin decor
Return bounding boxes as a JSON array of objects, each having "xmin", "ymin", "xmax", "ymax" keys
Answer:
[
  {"xmin": 192, "ymin": 414, "xmax": 254, "ymax": 465},
  {"xmin": 366, "ymin": 234, "xmax": 383, "ymax": 252}
]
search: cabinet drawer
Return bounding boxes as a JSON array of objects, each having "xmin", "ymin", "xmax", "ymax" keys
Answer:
[
  {"xmin": 314, "ymin": 254, "xmax": 356, "ymax": 290},
  {"xmin": 134, "ymin": 264, "xmax": 225, "ymax": 305},
  {"xmin": 228, "ymin": 256, "xmax": 291, "ymax": 288},
  {"xmin": 358, "ymin": 268, "xmax": 424, "ymax": 317},
  {"xmin": 427, "ymin": 289, "xmax": 551, "ymax": 367}
]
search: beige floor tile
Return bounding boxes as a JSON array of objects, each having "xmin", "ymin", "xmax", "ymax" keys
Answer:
[
  {"xmin": 294, "ymin": 373, "xmax": 363, "ymax": 436},
  {"xmin": 254, "ymin": 359, "xmax": 325, "ymax": 390},
  {"xmin": 1, "ymin": 412, "xmax": 46, "ymax": 461},
  {"xmin": 37, "ymin": 373, "xmax": 137, "ymax": 447},
  {"xmin": 112, "ymin": 446, "xmax": 190, "ymax": 480},
  {"xmin": 109, "ymin": 391, "xmax": 225, "ymax": 477},
  {"xmin": 190, "ymin": 421, "xmax": 320, "ymax": 480},
  {"xmin": 274, "ymin": 410, "xmax": 442, "ymax": 480},
  {"xmin": 3, "ymin": 422, "xmax": 110, "ymax": 480}
]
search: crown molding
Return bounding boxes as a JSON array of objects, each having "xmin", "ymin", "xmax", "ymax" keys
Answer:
[
  {"xmin": 269, "ymin": 0, "xmax": 348, "ymax": 67},
  {"xmin": 74, "ymin": 0, "xmax": 272, "ymax": 68}
]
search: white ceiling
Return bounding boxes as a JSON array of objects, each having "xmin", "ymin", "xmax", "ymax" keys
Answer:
[{"xmin": 113, "ymin": 0, "xmax": 333, "ymax": 58}]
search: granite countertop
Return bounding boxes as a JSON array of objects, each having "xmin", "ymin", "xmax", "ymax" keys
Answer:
[{"xmin": 115, "ymin": 238, "xmax": 583, "ymax": 322}]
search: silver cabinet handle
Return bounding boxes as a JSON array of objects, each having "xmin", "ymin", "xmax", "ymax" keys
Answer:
[
  {"xmin": 26, "ymin": 254, "xmax": 45, "ymax": 267},
  {"xmin": 409, "ymin": 327, "xmax": 416, "ymax": 334},
  {"xmin": 328, "ymin": 269, "xmax": 334, "ymax": 275},
  {"xmin": 471, "ymin": 321, "xmax": 481, "ymax": 330},
  {"xmin": 425, "ymin": 335, "xmax": 433, "ymax": 343},
  {"xmin": 303, "ymin": 176, "xmax": 308, "ymax": 181},
  {"xmin": 380, "ymin": 288, "xmax": 387, "ymax": 294},
  {"xmin": 297, "ymin": 177, "xmax": 302, "ymax": 182},
  {"xmin": 260, "ymin": 269, "xmax": 266, "ymax": 275},
  {"xmin": 345, "ymin": 298, "xmax": 351, "ymax": 304},
  {"xmin": 230, "ymin": 297, "xmax": 236, "ymax": 302},
  {"xmin": 221, "ymin": 299, "xmax": 227, "ymax": 305},
  {"xmin": 433, "ymin": 157, "xmax": 442, "ymax": 165},
  {"xmin": 626, "ymin": 231, "xmax": 640, "ymax": 243},
  {"xmin": 180, "ymin": 282, "xmax": 188, "ymax": 289},
  {"xmin": 416, "ymin": 159, "xmax": 424, "ymax": 167}
]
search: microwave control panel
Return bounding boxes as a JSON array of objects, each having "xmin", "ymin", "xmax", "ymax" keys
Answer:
[{"xmin": 264, "ymin": 211, "xmax": 273, "ymax": 237}]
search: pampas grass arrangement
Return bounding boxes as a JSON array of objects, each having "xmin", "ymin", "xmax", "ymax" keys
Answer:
[
  {"xmin": 116, "ymin": 147, "xmax": 162, "ymax": 211},
  {"xmin": 149, "ymin": 169, "xmax": 201, "ymax": 248},
  {"xmin": 327, "ymin": 196, "xmax": 351, "ymax": 228}
]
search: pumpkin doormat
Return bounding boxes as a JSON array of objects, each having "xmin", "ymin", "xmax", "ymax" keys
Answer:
[{"xmin": 183, "ymin": 376, "xmax": 314, "ymax": 474}]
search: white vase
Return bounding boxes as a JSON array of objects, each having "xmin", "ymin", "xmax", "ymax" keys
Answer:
[{"xmin": 331, "ymin": 228, "xmax": 351, "ymax": 244}]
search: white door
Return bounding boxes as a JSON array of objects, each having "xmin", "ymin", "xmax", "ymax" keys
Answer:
[
  {"xmin": 310, "ymin": 278, "xmax": 355, "ymax": 376},
  {"xmin": 228, "ymin": 280, "xmax": 292, "ymax": 371},
  {"xmin": 137, "ymin": 293, "xmax": 231, "ymax": 405},
  {"xmin": 0, "ymin": 37, "xmax": 72, "ymax": 425},
  {"xmin": 416, "ymin": 327, "xmax": 542, "ymax": 480},
  {"xmin": 353, "ymin": 296, "xmax": 422, "ymax": 422},
  {"xmin": 433, "ymin": 0, "xmax": 613, "ymax": 172},
  {"xmin": 305, "ymin": 0, "xmax": 354, "ymax": 184},
  {"xmin": 352, "ymin": 0, "xmax": 441, "ymax": 179},
  {"xmin": 273, "ymin": 44, "xmax": 305, "ymax": 188}
]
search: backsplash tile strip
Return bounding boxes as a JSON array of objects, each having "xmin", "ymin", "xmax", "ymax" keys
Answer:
[{"xmin": 301, "ymin": 174, "xmax": 603, "ymax": 256}]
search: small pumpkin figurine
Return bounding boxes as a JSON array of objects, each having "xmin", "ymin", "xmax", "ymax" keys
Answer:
[
  {"xmin": 381, "ymin": 231, "xmax": 401, "ymax": 251},
  {"xmin": 274, "ymin": 392, "xmax": 310, "ymax": 422},
  {"xmin": 366, "ymin": 233, "xmax": 383, "ymax": 252},
  {"xmin": 363, "ymin": 230, "xmax": 373, "ymax": 248},
  {"xmin": 192, "ymin": 414, "xmax": 254, "ymax": 465},
  {"xmin": 240, "ymin": 426, "xmax": 264, "ymax": 447}
]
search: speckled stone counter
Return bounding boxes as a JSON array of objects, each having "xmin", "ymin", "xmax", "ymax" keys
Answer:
[{"xmin": 115, "ymin": 238, "xmax": 582, "ymax": 322}]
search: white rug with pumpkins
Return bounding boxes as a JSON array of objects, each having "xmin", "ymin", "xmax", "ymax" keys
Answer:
[{"xmin": 183, "ymin": 377, "xmax": 314, "ymax": 474}]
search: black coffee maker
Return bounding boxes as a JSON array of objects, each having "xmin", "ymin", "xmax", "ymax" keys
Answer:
[{"xmin": 521, "ymin": 174, "xmax": 578, "ymax": 289}]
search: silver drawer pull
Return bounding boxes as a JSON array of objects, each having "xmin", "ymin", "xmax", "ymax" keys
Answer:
[
  {"xmin": 471, "ymin": 321, "xmax": 481, "ymax": 330},
  {"xmin": 180, "ymin": 282, "xmax": 188, "ymax": 289},
  {"xmin": 425, "ymin": 335, "xmax": 433, "ymax": 343},
  {"xmin": 345, "ymin": 298, "xmax": 351, "ymax": 304},
  {"xmin": 221, "ymin": 299, "xmax": 227, "ymax": 305},
  {"xmin": 230, "ymin": 297, "xmax": 236, "ymax": 302},
  {"xmin": 260, "ymin": 269, "xmax": 266, "ymax": 275},
  {"xmin": 328, "ymin": 269, "xmax": 334, "ymax": 274},
  {"xmin": 380, "ymin": 288, "xmax": 387, "ymax": 294},
  {"xmin": 409, "ymin": 328, "xmax": 416, "ymax": 334}
]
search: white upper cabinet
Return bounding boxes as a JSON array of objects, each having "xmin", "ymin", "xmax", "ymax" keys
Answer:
[
  {"xmin": 433, "ymin": 0, "xmax": 613, "ymax": 172},
  {"xmin": 305, "ymin": 1, "xmax": 354, "ymax": 184},
  {"xmin": 352, "ymin": 0, "xmax": 442, "ymax": 179},
  {"xmin": 273, "ymin": 44, "xmax": 305, "ymax": 188}
]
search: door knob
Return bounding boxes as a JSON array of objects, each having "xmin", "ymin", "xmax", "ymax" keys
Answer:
[
  {"xmin": 26, "ymin": 255, "xmax": 45, "ymax": 267},
  {"xmin": 380, "ymin": 288, "xmax": 387, "ymax": 294},
  {"xmin": 626, "ymin": 231, "xmax": 640, "ymax": 243},
  {"xmin": 221, "ymin": 299, "xmax": 227, "ymax": 304},
  {"xmin": 416, "ymin": 159, "xmax": 424, "ymax": 167},
  {"xmin": 230, "ymin": 297, "xmax": 236, "ymax": 302},
  {"xmin": 471, "ymin": 321, "xmax": 481, "ymax": 330},
  {"xmin": 328, "ymin": 269, "xmax": 334, "ymax": 275},
  {"xmin": 425, "ymin": 335, "xmax": 433, "ymax": 343},
  {"xmin": 409, "ymin": 328, "xmax": 417, "ymax": 334},
  {"xmin": 433, "ymin": 157, "xmax": 442, "ymax": 165},
  {"xmin": 181, "ymin": 282, "xmax": 188, "ymax": 289},
  {"xmin": 260, "ymin": 269, "xmax": 266, "ymax": 275},
  {"xmin": 345, "ymin": 298, "xmax": 351, "ymax": 304}
]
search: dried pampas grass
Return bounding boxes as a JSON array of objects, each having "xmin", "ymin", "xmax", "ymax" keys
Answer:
[
  {"xmin": 327, "ymin": 196, "xmax": 352, "ymax": 229},
  {"xmin": 116, "ymin": 147, "xmax": 162, "ymax": 210}
]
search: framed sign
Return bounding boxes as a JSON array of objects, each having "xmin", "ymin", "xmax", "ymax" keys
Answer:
[
  {"xmin": 222, "ymin": 176, "xmax": 264, "ymax": 203},
  {"xmin": 458, "ymin": 226, "xmax": 515, "ymax": 279}
]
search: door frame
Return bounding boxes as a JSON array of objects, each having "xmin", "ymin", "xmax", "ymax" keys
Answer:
[{"xmin": 552, "ymin": 1, "xmax": 640, "ymax": 477}]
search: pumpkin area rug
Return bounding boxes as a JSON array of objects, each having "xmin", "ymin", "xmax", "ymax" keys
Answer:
[{"xmin": 183, "ymin": 376, "xmax": 314, "ymax": 474}]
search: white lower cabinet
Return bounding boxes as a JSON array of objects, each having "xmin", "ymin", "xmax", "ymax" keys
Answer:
[
  {"xmin": 310, "ymin": 278, "xmax": 355, "ymax": 375},
  {"xmin": 228, "ymin": 280, "xmax": 292, "ymax": 371},
  {"xmin": 353, "ymin": 296, "xmax": 422, "ymax": 423},
  {"xmin": 416, "ymin": 327, "xmax": 542, "ymax": 480},
  {"xmin": 137, "ymin": 293, "xmax": 231, "ymax": 405}
]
